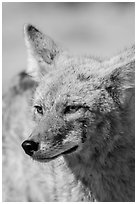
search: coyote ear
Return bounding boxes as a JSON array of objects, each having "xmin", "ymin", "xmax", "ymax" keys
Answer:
[
  {"xmin": 105, "ymin": 58, "xmax": 135, "ymax": 108},
  {"xmin": 24, "ymin": 24, "xmax": 60, "ymax": 81}
]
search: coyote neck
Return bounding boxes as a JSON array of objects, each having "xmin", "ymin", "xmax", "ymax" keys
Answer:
[
  {"xmin": 43, "ymin": 157, "xmax": 96, "ymax": 201},
  {"xmin": 64, "ymin": 108, "xmax": 134, "ymax": 202}
]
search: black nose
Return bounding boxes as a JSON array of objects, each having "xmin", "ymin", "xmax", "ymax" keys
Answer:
[{"xmin": 22, "ymin": 140, "xmax": 39, "ymax": 156}]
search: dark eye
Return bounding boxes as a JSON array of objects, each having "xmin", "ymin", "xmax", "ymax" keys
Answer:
[
  {"xmin": 34, "ymin": 105, "xmax": 43, "ymax": 115},
  {"xmin": 64, "ymin": 105, "xmax": 81, "ymax": 114}
]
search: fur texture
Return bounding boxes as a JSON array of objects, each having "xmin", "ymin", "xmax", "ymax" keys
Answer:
[{"xmin": 3, "ymin": 24, "xmax": 135, "ymax": 201}]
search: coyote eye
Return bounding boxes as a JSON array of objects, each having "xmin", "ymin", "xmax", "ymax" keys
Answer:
[
  {"xmin": 34, "ymin": 105, "xmax": 43, "ymax": 115},
  {"xmin": 64, "ymin": 105, "xmax": 81, "ymax": 114}
]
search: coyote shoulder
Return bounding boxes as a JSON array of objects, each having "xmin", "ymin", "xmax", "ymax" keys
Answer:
[{"xmin": 3, "ymin": 24, "xmax": 135, "ymax": 202}]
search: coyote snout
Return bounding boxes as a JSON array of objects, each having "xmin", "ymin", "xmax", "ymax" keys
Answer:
[
  {"xmin": 22, "ymin": 140, "xmax": 39, "ymax": 156},
  {"xmin": 20, "ymin": 24, "xmax": 135, "ymax": 201},
  {"xmin": 22, "ymin": 136, "xmax": 79, "ymax": 162},
  {"xmin": 21, "ymin": 111, "xmax": 82, "ymax": 162}
]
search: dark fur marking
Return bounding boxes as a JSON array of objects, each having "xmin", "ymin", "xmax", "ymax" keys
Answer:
[
  {"xmin": 105, "ymin": 86, "xmax": 121, "ymax": 107},
  {"xmin": 77, "ymin": 73, "xmax": 92, "ymax": 82},
  {"xmin": 27, "ymin": 25, "xmax": 39, "ymax": 33},
  {"xmin": 105, "ymin": 72, "xmax": 122, "ymax": 108},
  {"xmin": 53, "ymin": 122, "xmax": 74, "ymax": 145}
]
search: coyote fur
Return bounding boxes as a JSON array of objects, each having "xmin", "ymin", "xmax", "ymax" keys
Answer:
[{"xmin": 3, "ymin": 24, "xmax": 135, "ymax": 202}]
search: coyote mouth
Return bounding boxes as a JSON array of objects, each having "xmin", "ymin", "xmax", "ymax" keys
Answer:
[
  {"xmin": 33, "ymin": 145, "xmax": 78, "ymax": 162},
  {"xmin": 62, "ymin": 145, "xmax": 78, "ymax": 155}
]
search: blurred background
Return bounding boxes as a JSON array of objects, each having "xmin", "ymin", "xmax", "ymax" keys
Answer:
[{"xmin": 2, "ymin": 2, "xmax": 135, "ymax": 93}]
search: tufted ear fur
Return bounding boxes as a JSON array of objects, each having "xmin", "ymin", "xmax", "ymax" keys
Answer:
[
  {"xmin": 104, "ymin": 49, "xmax": 135, "ymax": 109},
  {"xmin": 24, "ymin": 24, "xmax": 61, "ymax": 81}
]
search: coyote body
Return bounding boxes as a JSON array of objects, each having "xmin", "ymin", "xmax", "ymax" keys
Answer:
[{"xmin": 3, "ymin": 24, "xmax": 135, "ymax": 202}]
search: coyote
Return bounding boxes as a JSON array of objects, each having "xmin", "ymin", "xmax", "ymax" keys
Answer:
[{"xmin": 3, "ymin": 24, "xmax": 134, "ymax": 202}]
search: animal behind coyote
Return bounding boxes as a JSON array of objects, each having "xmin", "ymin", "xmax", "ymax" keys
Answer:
[{"xmin": 3, "ymin": 24, "xmax": 135, "ymax": 202}]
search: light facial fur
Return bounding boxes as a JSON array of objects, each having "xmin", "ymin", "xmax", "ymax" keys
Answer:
[{"xmin": 3, "ymin": 24, "xmax": 134, "ymax": 202}]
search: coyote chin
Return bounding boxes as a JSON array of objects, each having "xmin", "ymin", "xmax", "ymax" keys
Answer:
[{"xmin": 21, "ymin": 24, "xmax": 135, "ymax": 202}]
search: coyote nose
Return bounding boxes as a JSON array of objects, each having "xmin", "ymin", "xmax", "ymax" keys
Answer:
[{"xmin": 22, "ymin": 140, "xmax": 39, "ymax": 156}]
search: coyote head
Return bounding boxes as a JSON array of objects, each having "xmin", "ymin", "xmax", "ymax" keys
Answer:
[{"xmin": 22, "ymin": 24, "xmax": 134, "ymax": 165}]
